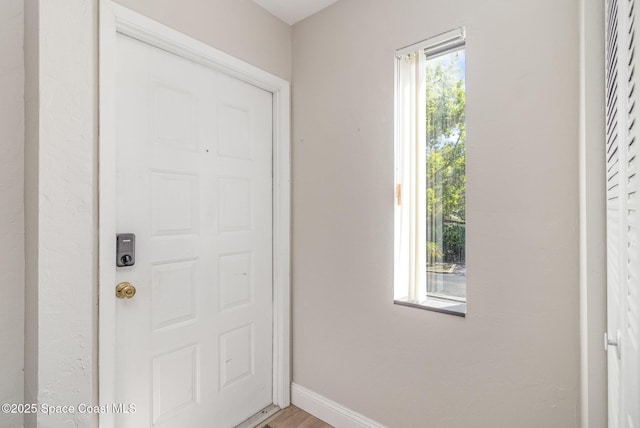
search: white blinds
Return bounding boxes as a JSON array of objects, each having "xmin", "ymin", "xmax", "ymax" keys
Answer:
[
  {"xmin": 394, "ymin": 52, "xmax": 427, "ymax": 302},
  {"xmin": 605, "ymin": 0, "xmax": 640, "ymax": 425}
]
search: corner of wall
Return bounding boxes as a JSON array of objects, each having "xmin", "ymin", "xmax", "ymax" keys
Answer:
[
  {"xmin": 0, "ymin": 0, "xmax": 26, "ymax": 427},
  {"xmin": 22, "ymin": 0, "xmax": 98, "ymax": 426},
  {"xmin": 23, "ymin": 0, "xmax": 39, "ymax": 425}
]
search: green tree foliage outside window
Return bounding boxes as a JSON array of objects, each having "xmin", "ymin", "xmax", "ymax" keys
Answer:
[{"xmin": 425, "ymin": 50, "xmax": 466, "ymax": 266}]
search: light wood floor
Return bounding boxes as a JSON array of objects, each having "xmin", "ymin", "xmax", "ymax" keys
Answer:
[{"xmin": 257, "ymin": 406, "xmax": 332, "ymax": 428}]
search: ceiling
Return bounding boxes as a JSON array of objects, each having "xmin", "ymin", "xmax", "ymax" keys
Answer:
[{"xmin": 252, "ymin": 0, "xmax": 339, "ymax": 25}]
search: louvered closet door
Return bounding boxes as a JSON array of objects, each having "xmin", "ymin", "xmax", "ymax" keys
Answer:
[{"xmin": 605, "ymin": 0, "xmax": 640, "ymax": 426}]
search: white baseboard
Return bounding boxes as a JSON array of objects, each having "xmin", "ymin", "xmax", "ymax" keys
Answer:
[{"xmin": 291, "ymin": 383, "xmax": 387, "ymax": 428}]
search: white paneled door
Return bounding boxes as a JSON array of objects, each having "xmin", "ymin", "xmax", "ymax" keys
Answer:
[{"xmin": 114, "ymin": 33, "xmax": 273, "ymax": 427}]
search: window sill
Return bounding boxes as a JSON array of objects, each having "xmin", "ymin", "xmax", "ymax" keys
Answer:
[{"xmin": 394, "ymin": 296, "xmax": 466, "ymax": 317}]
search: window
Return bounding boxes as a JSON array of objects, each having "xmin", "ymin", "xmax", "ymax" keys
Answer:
[{"xmin": 394, "ymin": 28, "xmax": 467, "ymax": 316}]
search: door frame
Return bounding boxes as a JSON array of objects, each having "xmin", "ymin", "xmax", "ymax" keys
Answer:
[
  {"xmin": 578, "ymin": 0, "xmax": 608, "ymax": 426},
  {"xmin": 98, "ymin": 2, "xmax": 291, "ymax": 427}
]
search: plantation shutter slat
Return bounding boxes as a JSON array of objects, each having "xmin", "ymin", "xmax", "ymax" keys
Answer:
[
  {"xmin": 607, "ymin": 0, "xmax": 622, "ymax": 341},
  {"xmin": 608, "ymin": 0, "xmax": 622, "ymax": 218}
]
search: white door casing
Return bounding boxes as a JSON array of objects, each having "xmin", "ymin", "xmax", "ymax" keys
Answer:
[
  {"xmin": 99, "ymin": 3, "xmax": 291, "ymax": 428},
  {"xmin": 604, "ymin": 0, "xmax": 640, "ymax": 426}
]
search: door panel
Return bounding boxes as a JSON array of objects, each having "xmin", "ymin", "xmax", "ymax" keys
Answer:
[
  {"xmin": 114, "ymin": 33, "xmax": 273, "ymax": 428},
  {"xmin": 605, "ymin": 0, "xmax": 640, "ymax": 426}
]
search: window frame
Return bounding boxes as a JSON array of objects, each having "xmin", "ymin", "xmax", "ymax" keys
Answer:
[{"xmin": 393, "ymin": 27, "xmax": 467, "ymax": 316}]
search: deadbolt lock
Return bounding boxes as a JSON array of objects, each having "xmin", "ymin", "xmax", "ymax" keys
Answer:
[{"xmin": 116, "ymin": 282, "xmax": 136, "ymax": 299}]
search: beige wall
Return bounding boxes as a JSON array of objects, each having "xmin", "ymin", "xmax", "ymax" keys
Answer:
[
  {"xmin": 114, "ymin": 0, "xmax": 292, "ymax": 81},
  {"xmin": 291, "ymin": 0, "xmax": 581, "ymax": 426},
  {"xmin": 0, "ymin": 1, "xmax": 24, "ymax": 427}
]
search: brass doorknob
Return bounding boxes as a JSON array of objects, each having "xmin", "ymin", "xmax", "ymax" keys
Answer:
[{"xmin": 116, "ymin": 282, "xmax": 136, "ymax": 299}]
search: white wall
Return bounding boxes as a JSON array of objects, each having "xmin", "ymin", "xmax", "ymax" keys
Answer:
[
  {"xmin": 0, "ymin": 1, "xmax": 24, "ymax": 428},
  {"xmin": 292, "ymin": 0, "xmax": 581, "ymax": 426},
  {"xmin": 21, "ymin": 1, "xmax": 291, "ymax": 426},
  {"xmin": 24, "ymin": 0, "xmax": 98, "ymax": 426}
]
